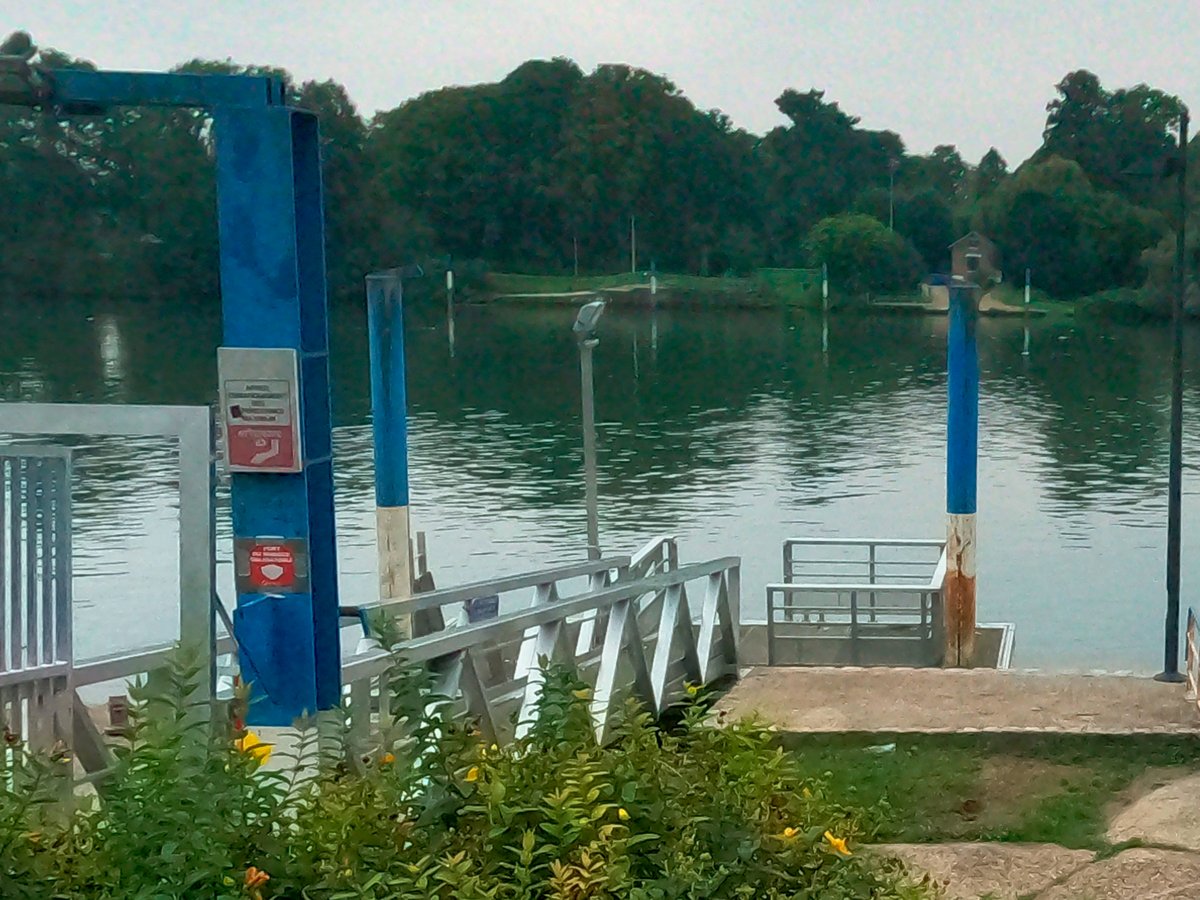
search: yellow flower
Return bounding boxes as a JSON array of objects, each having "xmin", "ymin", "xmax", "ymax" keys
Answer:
[
  {"xmin": 802, "ymin": 786, "xmax": 813, "ymax": 799},
  {"xmin": 245, "ymin": 866, "xmax": 270, "ymax": 888},
  {"xmin": 465, "ymin": 766, "xmax": 481, "ymax": 782},
  {"xmin": 381, "ymin": 752, "xmax": 396, "ymax": 765},
  {"xmin": 572, "ymin": 688, "xmax": 591, "ymax": 700},
  {"xmin": 235, "ymin": 732, "xmax": 272, "ymax": 765},
  {"xmin": 685, "ymin": 684, "xmax": 700, "ymax": 696},
  {"xmin": 824, "ymin": 831, "xmax": 852, "ymax": 857},
  {"xmin": 618, "ymin": 808, "xmax": 630, "ymax": 821},
  {"xmin": 781, "ymin": 826, "xmax": 799, "ymax": 839}
]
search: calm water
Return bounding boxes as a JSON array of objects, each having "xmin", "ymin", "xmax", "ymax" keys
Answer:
[{"xmin": 1, "ymin": 294, "xmax": 1197, "ymax": 673}]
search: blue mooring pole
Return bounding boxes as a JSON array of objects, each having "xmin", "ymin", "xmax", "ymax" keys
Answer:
[
  {"xmin": 946, "ymin": 284, "xmax": 978, "ymax": 666},
  {"xmin": 367, "ymin": 270, "xmax": 413, "ymax": 638}
]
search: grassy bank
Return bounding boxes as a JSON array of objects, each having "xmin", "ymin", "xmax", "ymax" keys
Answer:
[
  {"xmin": 786, "ymin": 733, "xmax": 1200, "ymax": 850},
  {"xmin": 483, "ymin": 271, "xmax": 1084, "ymax": 319},
  {"xmin": 484, "ymin": 270, "xmax": 823, "ymax": 307}
]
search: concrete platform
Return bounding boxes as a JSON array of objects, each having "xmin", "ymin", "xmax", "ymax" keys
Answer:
[{"xmin": 718, "ymin": 666, "xmax": 1200, "ymax": 734}]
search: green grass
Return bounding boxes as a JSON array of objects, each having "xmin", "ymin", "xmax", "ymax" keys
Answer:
[
  {"xmin": 786, "ymin": 733, "xmax": 1200, "ymax": 850},
  {"xmin": 487, "ymin": 271, "xmax": 645, "ymax": 294},
  {"xmin": 485, "ymin": 269, "xmax": 823, "ymax": 307}
]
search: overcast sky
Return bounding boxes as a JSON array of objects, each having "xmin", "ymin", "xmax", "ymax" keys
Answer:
[{"xmin": 5, "ymin": 1, "xmax": 1200, "ymax": 165}]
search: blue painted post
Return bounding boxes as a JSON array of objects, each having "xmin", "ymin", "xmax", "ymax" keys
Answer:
[
  {"xmin": 366, "ymin": 270, "xmax": 413, "ymax": 638},
  {"xmin": 215, "ymin": 107, "xmax": 341, "ymax": 724},
  {"xmin": 945, "ymin": 284, "xmax": 978, "ymax": 667}
]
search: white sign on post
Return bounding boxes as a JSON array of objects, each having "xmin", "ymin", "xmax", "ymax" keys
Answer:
[{"xmin": 217, "ymin": 347, "xmax": 304, "ymax": 474}]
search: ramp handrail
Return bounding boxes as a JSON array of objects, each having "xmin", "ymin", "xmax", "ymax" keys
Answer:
[
  {"xmin": 341, "ymin": 556, "xmax": 740, "ymax": 748},
  {"xmin": 1187, "ymin": 608, "xmax": 1199, "ymax": 708},
  {"xmin": 769, "ymin": 538, "xmax": 946, "ymax": 665}
]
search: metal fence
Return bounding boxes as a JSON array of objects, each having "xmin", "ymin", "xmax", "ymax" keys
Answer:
[
  {"xmin": 767, "ymin": 538, "xmax": 946, "ymax": 665},
  {"xmin": 339, "ymin": 552, "xmax": 740, "ymax": 750},
  {"xmin": 0, "ymin": 403, "xmax": 217, "ymax": 780},
  {"xmin": 0, "ymin": 447, "xmax": 73, "ymax": 754},
  {"xmin": 1187, "ymin": 607, "xmax": 1199, "ymax": 711}
]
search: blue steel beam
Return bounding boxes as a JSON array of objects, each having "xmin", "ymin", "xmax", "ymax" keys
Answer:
[
  {"xmin": 47, "ymin": 69, "xmax": 287, "ymax": 110},
  {"xmin": 215, "ymin": 106, "xmax": 340, "ymax": 724}
]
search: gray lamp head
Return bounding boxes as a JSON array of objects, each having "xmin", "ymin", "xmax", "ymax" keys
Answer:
[{"xmin": 573, "ymin": 298, "xmax": 607, "ymax": 337}]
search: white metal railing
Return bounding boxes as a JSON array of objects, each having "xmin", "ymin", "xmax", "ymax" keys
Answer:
[
  {"xmin": 1187, "ymin": 608, "xmax": 1199, "ymax": 708},
  {"xmin": 0, "ymin": 447, "xmax": 73, "ymax": 760},
  {"xmin": 340, "ymin": 555, "xmax": 740, "ymax": 748},
  {"xmin": 768, "ymin": 538, "xmax": 946, "ymax": 665}
]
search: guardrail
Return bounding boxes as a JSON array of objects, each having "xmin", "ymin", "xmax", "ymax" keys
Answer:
[
  {"xmin": 767, "ymin": 538, "xmax": 945, "ymax": 665},
  {"xmin": 340, "ymin": 555, "xmax": 740, "ymax": 749},
  {"xmin": 1187, "ymin": 608, "xmax": 1199, "ymax": 708}
]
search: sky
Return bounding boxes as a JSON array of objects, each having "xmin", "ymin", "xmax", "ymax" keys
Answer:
[{"xmin": 5, "ymin": 0, "xmax": 1200, "ymax": 166}]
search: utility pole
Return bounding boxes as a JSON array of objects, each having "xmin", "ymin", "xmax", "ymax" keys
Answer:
[
  {"xmin": 630, "ymin": 214, "xmax": 637, "ymax": 274},
  {"xmin": 1022, "ymin": 268, "xmax": 1031, "ymax": 357},
  {"xmin": 1158, "ymin": 108, "xmax": 1189, "ymax": 683},
  {"xmin": 888, "ymin": 158, "xmax": 900, "ymax": 231},
  {"xmin": 446, "ymin": 266, "xmax": 456, "ymax": 356}
]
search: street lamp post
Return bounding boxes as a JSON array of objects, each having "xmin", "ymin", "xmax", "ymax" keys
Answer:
[
  {"xmin": 1158, "ymin": 108, "xmax": 1190, "ymax": 683},
  {"xmin": 573, "ymin": 299, "xmax": 606, "ymax": 560},
  {"xmin": 888, "ymin": 158, "xmax": 900, "ymax": 231}
]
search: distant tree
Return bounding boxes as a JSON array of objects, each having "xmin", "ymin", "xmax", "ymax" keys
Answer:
[
  {"xmin": 803, "ymin": 213, "xmax": 923, "ymax": 295},
  {"xmin": 979, "ymin": 156, "xmax": 1164, "ymax": 298},
  {"xmin": 973, "ymin": 148, "xmax": 1008, "ymax": 200},
  {"xmin": 758, "ymin": 89, "xmax": 904, "ymax": 263},
  {"xmin": 1040, "ymin": 69, "xmax": 1184, "ymax": 206},
  {"xmin": 893, "ymin": 190, "xmax": 955, "ymax": 273}
]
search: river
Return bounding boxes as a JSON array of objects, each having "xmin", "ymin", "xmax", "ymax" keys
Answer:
[{"xmin": 1, "ymin": 294, "xmax": 1196, "ymax": 673}]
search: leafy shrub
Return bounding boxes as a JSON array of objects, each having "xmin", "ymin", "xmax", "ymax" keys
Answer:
[{"xmin": 0, "ymin": 651, "xmax": 932, "ymax": 898}]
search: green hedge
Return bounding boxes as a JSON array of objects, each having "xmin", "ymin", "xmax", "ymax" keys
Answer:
[{"xmin": 0, "ymin": 652, "xmax": 932, "ymax": 899}]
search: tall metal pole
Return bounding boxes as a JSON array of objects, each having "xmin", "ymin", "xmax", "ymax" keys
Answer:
[
  {"xmin": 1023, "ymin": 267, "xmax": 1031, "ymax": 357},
  {"xmin": 821, "ymin": 262, "xmax": 830, "ymax": 356},
  {"xmin": 945, "ymin": 284, "xmax": 979, "ymax": 667},
  {"xmin": 889, "ymin": 167, "xmax": 895, "ymax": 231},
  {"xmin": 367, "ymin": 270, "xmax": 413, "ymax": 640},
  {"xmin": 579, "ymin": 336, "xmax": 601, "ymax": 560},
  {"xmin": 446, "ymin": 267, "xmax": 456, "ymax": 356},
  {"xmin": 630, "ymin": 214, "xmax": 637, "ymax": 274},
  {"xmin": 1158, "ymin": 109, "xmax": 1189, "ymax": 683}
]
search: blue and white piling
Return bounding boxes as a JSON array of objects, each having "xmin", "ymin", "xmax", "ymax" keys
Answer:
[
  {"xmin": 945, "ymin": 283, "xmax": 978, "ymax": 666},
  {"xmin": 366, "ymin": 270, "xmax": 413, "ymax": 637}
]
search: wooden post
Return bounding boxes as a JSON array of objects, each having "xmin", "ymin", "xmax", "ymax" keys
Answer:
[
  {"xmin": 945, "ymin": 284, "xmax": 978, "ymax": 666},
  {"xmin": 367, "ymin": 271, "xmax": 413, "ymax": 639}
]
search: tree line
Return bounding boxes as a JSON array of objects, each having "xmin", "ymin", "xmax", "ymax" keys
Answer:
[{"xmin": 0, "ymin": 42, "xmax": 1192, "ymax": 305}]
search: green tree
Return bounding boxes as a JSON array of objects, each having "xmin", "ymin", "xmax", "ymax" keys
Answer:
[
  {"xmin": 804, "ymin": 213, "xmax": 923, "ymax": 295},
  {"xmin": 979, "ymin": 156, "xmax": 1164, "ymax": 298},
  {"xmin": 758, "ymin": 89, "xmax": 904, "ymax": 264},
  {"xmin": 973, "ymin": 148, "xmax": 1008, "ymax": 200},
  {"xmin": 1040, "ymin": 69, "xmax": 1184, "ymax": 206}
]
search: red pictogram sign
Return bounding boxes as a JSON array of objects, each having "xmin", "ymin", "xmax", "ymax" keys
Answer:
[
  {"xmin": 217, "ymin": 349, "xmax": 304, "ymax": 474},
  {"xmin": 227, "ymin": 424, "xmax": 297, "ymax": 471},
  {"xmin": 248, "ymin": 543, "xmax": 298, "ymax": 590}
]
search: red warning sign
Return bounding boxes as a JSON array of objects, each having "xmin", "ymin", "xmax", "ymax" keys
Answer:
[
  {"xmin": 227, "ymin": 423, "xmax": 298, "ymax": 472},
  {"xmin": 217, "ymin": 347, "xmax": 304, "ymax": 474},
  {"xmin": 247, "ymin": 543, "xmax": 298, "ymax": 590}
]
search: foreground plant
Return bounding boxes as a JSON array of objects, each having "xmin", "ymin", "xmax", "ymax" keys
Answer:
[{"xmin": 0, "ymin": 649, "xmax": 932, "ymax": 898}]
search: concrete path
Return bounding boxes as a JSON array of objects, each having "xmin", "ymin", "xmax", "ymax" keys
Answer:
[
  {"xmin": 876, "ymin": 768, "xmax": 1200, "ymax": 898},
  {"xmin": 873, "ymin": 843, "xmax": 1091, "ymax": 899},
  {"xmin": 719, "ymin": 667, "xmax": 1200, "ymax": 734},
  {"xmin": 1108, "ymin": 770, "xmax": 1200, "ymax": 851},
  {"xmin": 879, "ymin": 844, "xmax": 1200, "ymax": 899}
]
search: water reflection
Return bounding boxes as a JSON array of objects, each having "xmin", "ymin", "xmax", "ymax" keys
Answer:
[{"xmin": 0, "ymin": 293, "xmax": 1197, "ymax": 673}]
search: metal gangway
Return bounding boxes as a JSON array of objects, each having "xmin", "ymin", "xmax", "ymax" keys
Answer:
[{"xmin": 339, "ymin": 536, "xmax": 740, "ymax": 749}]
